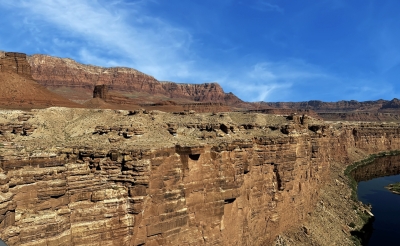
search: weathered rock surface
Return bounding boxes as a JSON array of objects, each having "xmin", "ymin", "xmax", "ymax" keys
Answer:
[
  {"xmin": 87, "ymin": 84, "xmax": 232, "ymax": 113},
  {"xmin": 0, "ymin": 108, "xmax": 399, "ymax": 245},
  {"xmin": 24, "ymin": 53, "xmax": 400, "ymax": 120},
  {"xmin": 27, "ymin": 55, "xmax": 243, "ymax": 106},
  {"xmin": 0, "ymin": 52, "xmax": 31, "ymax": 78},
  {"xmin": 0, "ymin": 53, "xmax": 81, "ymax": 109}
]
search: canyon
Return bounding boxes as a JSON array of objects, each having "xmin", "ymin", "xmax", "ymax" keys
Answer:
[
  {"xmin": 1, "ymin": 108, "xmax": 400, "ymax": 245},
  {"xmin": 0, "ymin": 51, "xmax": 400, "ymax": 245}
]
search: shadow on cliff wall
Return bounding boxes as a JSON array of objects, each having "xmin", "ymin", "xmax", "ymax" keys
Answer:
[{"xmin": 351, "ymin": 155, "xmax": 400, "ymax": 182}]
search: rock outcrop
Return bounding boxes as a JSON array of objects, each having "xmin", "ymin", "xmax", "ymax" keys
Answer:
[
  {"xmin": 93, "ymin": 85, "xmax": 109, "ymax": 100},
  {"xmin": 0, "ymin": 108, "xmax": 399, "ymax": 245},
  {"xmin": 27, "ymin": 55, "xmax": 243, "ymax": 106},
  {"xmin": 0, "ymin": 52, "xmax": 32, "ymax": 78},
  {"xmin": 0, "ymin": 53, "xmax": 81, "ymax": 109}
]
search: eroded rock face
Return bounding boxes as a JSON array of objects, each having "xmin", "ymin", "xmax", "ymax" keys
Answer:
[
  {"xmin": 0, "ymin": 52, "xmax": 32, "ymax": 78},
  {"xmin": 0, "ymin": 109, "xmax": 399, "ymax": 245},
  {"xmin": 93, "ymin": 85, "xmax": 109, "ymax": 100},
  {"xmin": 27, "ymin": 55, "xmax": 242, "ymax": 105},
  {"xmin": 0, "ymin": 53, "xmax": 80, "ymax": 109}
]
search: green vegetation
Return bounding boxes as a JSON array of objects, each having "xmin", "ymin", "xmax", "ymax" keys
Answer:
[
  {"xmin": 344, "ymin": 150, "xmax": 400, "ymax": 201},
  {"xmin": 344, "ymin": 150, "xmax": 400, "ymax": 245},
  {"xmin": 385, "ymin": 182, "xmax": 400, "ymax": 194}
]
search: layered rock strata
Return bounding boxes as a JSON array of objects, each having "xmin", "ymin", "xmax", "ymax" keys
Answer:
[
  {"xmin": 90, "ymin": 84, "xmax": 231, "ymax": 113},
  {"xmin": 0, "ymin": 108, "xmax": 399, "ymax": 245},
  {"xmin": 25, "ymin": 52, "xmax": 400, "ymax": 119},
  {"xmin": 27, "ymin": 55, "xmax": 243, "ymax": 105},
  {"xmin": 0, "ymin": 53, "xmax": 80, "ymax": 109},
  {"xmin": 0, "ymin": 52, "xmax": 32, "ymax": 78}
]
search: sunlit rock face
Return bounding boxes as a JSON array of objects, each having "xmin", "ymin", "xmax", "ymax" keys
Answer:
[
  {"xmin": 0, "ymin": 109, "xmax": 400, "ymax": 245},
  {"xmin": 27, "ymin": 54, "xmax": 243, "ymax": 105}
]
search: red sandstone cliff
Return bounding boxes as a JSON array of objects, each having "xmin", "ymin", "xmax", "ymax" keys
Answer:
[
  {"xmin": 0, "ymin": 52, "xmax": 80, "ymax": 109},
  {"xmin": 27, "ymin": 53, "xmax": 400, "ymax": 120},
  {"xmin": 27, "ymin": 54, "xmax": 243, "ymax": 106}
]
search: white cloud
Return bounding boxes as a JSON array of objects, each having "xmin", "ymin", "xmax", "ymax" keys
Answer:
[
  {"xmin": 249, "ymin": 60, "xmax": 328, "ymax": 81},
  {"xmin": 0, "ymin": 0, "xmax": 394, "ymax": 102},
  {"xmin": 215, "ymin": 59, "xmax": 327, "ymax": 102},
  {"xmin": 0, "ymin": 0, "xmax": 195, "ymax": 80}
]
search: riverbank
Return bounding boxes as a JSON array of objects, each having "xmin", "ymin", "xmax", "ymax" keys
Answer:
[
  {"xmin": 276, "ymin": 161, "xmax": 371, "ymax": 245},
  {"xmin": 276, "ymin": 151, "xmax": 400, "ymax": 245}
]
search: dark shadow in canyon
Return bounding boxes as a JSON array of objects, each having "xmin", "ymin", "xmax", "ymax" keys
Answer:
[{"xmin": 351, "ymin": 155, "xmax": 400, "ymax": 183}]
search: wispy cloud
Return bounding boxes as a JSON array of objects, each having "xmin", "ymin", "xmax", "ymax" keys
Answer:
[
  {"xmin": 216, "ymin": 59, "xmax": 334, "ymax": 102},
  {"xmin": 0, "ymin": 0, "xmax": 195, "ymax": 80},
  {"xmin": 0, "ymin": 0, "xmax": 397, "ymax": 103},
  {"xmin": 252, "ymin": 0, "xmax": 284, "ymax": 13}
]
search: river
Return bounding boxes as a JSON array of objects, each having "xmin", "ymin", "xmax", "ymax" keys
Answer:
[{"xmin": 351, "ymin": 155, "xmax": 400, "ymax": 245}]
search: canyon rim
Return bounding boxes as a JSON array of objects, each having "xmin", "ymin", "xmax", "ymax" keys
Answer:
[{"xmin": 0, "ymin": 52, "xmax": 399, "ymax": 245}]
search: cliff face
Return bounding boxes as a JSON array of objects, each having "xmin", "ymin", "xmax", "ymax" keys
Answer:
[
  {"xmin": 0, "ymin": 109, "xmax": 399, "ymax": 245},
  {"xmin": 0, "ymin": 53, "xmax": 80, "ymax": 109},
  {"xmin": 27, "ymin": 55, "xmax": 242, "ymax": 105},
  {"xmin": 0, "ymin": 52, "xmax": 32, "ymax": 78}
]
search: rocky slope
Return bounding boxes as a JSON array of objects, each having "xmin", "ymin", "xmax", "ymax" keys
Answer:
[
  {"xmin": 0, "ymin": 52, "xmax": 81, "ymax": 109},
  {"xmin": 0, "ymin": 108, "xmax": 399, "ymax": 245},
  {"xmin": 27, "ymin": 55, "xmax": 243, "ymax": 106}
]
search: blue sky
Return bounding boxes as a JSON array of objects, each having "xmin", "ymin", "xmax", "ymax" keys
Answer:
[{"xmin": 0, "ymin": 0, "xmax": 399, "ymax": 102}]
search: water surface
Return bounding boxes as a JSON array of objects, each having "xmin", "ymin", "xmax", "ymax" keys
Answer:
[{"xmin": 352, "ymin": 155, "xmax": 400, "ymax": 245}]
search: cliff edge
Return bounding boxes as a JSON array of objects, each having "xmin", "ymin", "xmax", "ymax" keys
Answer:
[{"xmin": 0, "ymin": 108, "xmax": 399, "ymax": 245}]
